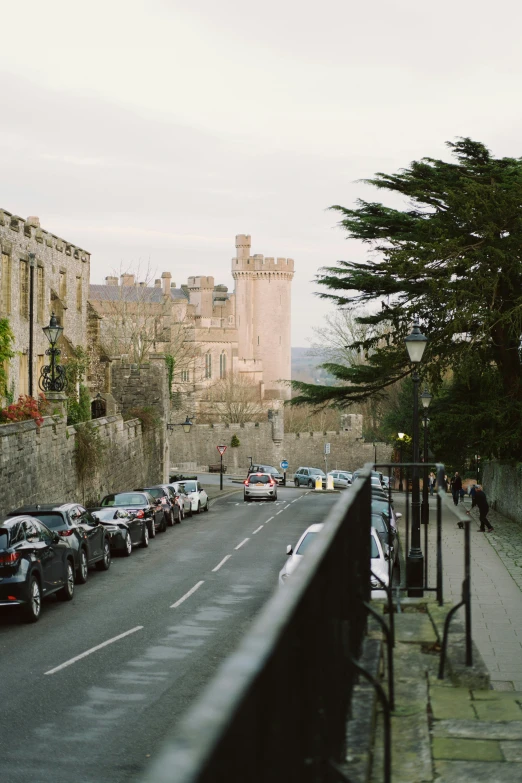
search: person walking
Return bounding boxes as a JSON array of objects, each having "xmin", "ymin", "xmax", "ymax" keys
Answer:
[
  {"xmin": 452, "ymin": 471, "xmax": 462, "ymax": 506},
  {"xmin": 467, "ymin": 485, "xmax": 494, "ymax": 532},
  {"xmin": 428, "ymin": 471, "xmax": 436, "ymax": 496}
]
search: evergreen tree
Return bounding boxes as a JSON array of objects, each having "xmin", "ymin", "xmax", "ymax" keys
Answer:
[{"xmin": 292, "ymin": 139, "xmax": 522, "ymax": 457}]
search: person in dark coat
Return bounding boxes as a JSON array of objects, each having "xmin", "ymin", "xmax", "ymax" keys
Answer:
[
  {"xmin": 468, "ymin": 485, "xmax": 494, "ymax": 532},
  {"xmin": 452, "ymin": 472, "xmax": 462, "ymax": 506}
]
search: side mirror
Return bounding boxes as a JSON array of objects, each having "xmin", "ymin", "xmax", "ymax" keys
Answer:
[
  {"xmin": 395, "ymin": 512, "xmax": 402, "ymax": 520},
  {"xmin": 53, "ymin": 532, "xmax": 60, "ymax": 544},
  {"xmin": 91, "ymin": 513, "xmax": 99, "ymax": 522},
  {"xmin": 286, "ymin": 545, "xmax": 293, "ymax": 556}
]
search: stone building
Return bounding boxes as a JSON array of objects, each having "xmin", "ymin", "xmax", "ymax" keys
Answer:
[
  {"xmin": 88, "ymin": 235, "xmax": 295, "ymax": 415},
  {"xmin": 0, "ymin": 209, "xmax": 90, "ymax": 401}
]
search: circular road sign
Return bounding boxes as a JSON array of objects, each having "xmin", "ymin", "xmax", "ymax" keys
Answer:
[{"xmin": 280, "ymin": 460, "xmax": 289, "ymax": 470}]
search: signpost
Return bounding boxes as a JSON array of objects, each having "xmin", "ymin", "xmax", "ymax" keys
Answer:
[
  {"xmin": 280, "ymin": 459, "xmax": 289, "ymax": 487},
  {"xmin": 217, "ymin": 445, "xmax": 227, "ymax": 490},
  {"xmin": 324, "ymin": 443, "xmax": 330, "ymax": 475}
]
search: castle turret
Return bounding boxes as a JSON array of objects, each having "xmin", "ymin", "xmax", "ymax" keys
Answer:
[{"xmin": 232, "ymin": 234, "xmax": 294, "ymax": 400}]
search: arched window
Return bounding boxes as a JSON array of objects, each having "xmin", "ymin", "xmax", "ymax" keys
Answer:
[
  {"xmin": 220, "ymin": 352, "xmax": 227, "ymax": 379},
  {"xmin": 205, "ymin": 353, "xmax": 212, "ymax": 379}
]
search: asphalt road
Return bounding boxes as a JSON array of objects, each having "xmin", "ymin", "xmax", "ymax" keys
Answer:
[{"xmin": 0, "ymin": 486, "xmax": 338, "ymax": 783}]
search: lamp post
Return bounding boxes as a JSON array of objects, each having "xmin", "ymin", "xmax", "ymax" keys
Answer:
[
  {"xmin": 420, "ymin": 389, "xmax": 432, "ymax": 525},
  {"xmin": 398, "ymin": 432, "xmax": 406, "ymax": 491},
  {"xmin": 405, "ymin": 322, "xmax": 428, "ymax": 597},
  {"xmin": 28, "ymin": 253, "xmax": 36, "ymax": 396},
  {"xmin": 39, "ymin": 312, "xmax": 67, "ymax": 392}
]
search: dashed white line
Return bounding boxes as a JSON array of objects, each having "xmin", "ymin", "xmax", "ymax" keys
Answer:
[
  {"xmin": 171, "ymin": 580, "xmax": 205, "ymax": 608},
  {"xmin": 253, "ymin": 525, "xmax": 263, "ymax": 535},
  {"xmin": 235, "ymin": 538, "xmax": 250, "ymax": 550},
  {"xmin": 291, "ymin": 499, "xmax": 298, "ymax": 503},
  {"xmin": 44, "ymin": 626, "xmax": 144, "ymax": 675},
  {"xmin": 276, "ymin": 510, "xmax": 284, "ymax": 515},
  {"xmin": 212, "ymin": 555, "xmax": 232, "ymax": 572},
  {"xmin": 265, "ymin": 516, "xmax": 274, "ymax": 523}
]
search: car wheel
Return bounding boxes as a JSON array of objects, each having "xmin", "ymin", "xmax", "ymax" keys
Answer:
[
  {"xmin": 57, "ymin": 560, "xmax": 75, "ymax": 601},
  {"xmin": 96, "ymin": 540, "xmax": 111, "ymax": 571},
  {"xmin": 160, "ymin": 514, "xmax": 167, "ymax": 533},
  {"xmin": 149, "ymin": 520, "xmax": 156, "ymax": 538},
  {"xmin": 308, "ymin": 480, "xmax": 314, "ymax": 488},
  {"xmin": 187, "ymin": 505, "xmax": 193, "ymax": 517},
  {"xmin": 141, "ymin": 524, "xmax": 149, "ymax": 548},
  {"xmin": 167, "ymin": 510, "xmax": 175, "ymax": 527},
  {"xmin": 203, "ymin": 500, "xmax": 209, "ymax": 512},
  {"xmin": 273, "ymin": 495, "xmax": 277, "ymax": 501},
  {"xmin": 23, "ymin": 575, "xmax": 42, "ymax": 623},
  {"xmin": 123, "ymin": 531, "xmax": 133, "ymax": 557},
  {"xmin": 244, "ymin": 495, "xmax": 250, "ymax": 502},
  {"xmin": 294, "ymin": 479, "xmax": 299, "ymax": 487},
  {"xmin": 75, "ymin": 548, "xmax": 89, "ymax": 584},
  {"xmin": 196, "ymin": 502, "xmax": 202, "ymax": 514}
]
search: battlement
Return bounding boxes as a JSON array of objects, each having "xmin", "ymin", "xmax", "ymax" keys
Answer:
[
  {"xmin": 0, "ymin": 208, "xmax": 90, "ymax": 262},
  {"xmin": 232, "ymin": 254, "xmax": 295, "ymax": 274},
  {"xmin": 187, "ymin": 276, "xmax": 215, "ymax": 289}
]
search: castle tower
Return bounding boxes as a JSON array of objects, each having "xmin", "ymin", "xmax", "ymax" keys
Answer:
[{"xmin": 232, "ymin": 234, "xmax": 295, "ymax": 400}]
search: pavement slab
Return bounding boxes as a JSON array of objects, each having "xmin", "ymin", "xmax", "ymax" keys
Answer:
[
  {"xmin": 435, "ymin": 760, "xmax": 522, "ymax": 783},
  {"xmin": 433, "ymin": 719, "xmax": 522, "ymax": 740},
  {"xmin": 432, "ymin": 737, "xmax": 504, "ymax": 761}
]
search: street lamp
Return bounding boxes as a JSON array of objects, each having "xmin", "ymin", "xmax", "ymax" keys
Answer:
[
  {"xmin": 404, "ymin": 322, "xmax": 428, "ymax": 597},
  {"xmin": 397, "ymin": 432, "xmax": 406, "ymax": 491},
  {"xmin": 420, "ymin": 389, "xmax": 432, "ymax": 525},
  {"xmin": 167, "ymin": 416, "xmax": 193, "ymax": 433},
  {"xmin": 39, "ymin": 312, "xmax": 67, "ymax": 392}
]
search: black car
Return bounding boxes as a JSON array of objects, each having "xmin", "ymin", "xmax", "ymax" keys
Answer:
[
  {"xmin": 0, "ymin": 516, "xmax": 75, "ymax": 622},
  {"xmin": 99, "ymin": 491, "xmax": 162, "ymax": 538},
  {"xmin": 135, "ymin": 485, "xmax": 181, "ymax": 527},
  {"xmin": 8, "ymin": 503, "xmax": 111, "ymax": 584},
  {"xmin": 90, "ymin": 508, "xmax": 149, "ymax": 555},
  {"xmin": 248, "ymin": 464, "xmax": 284, "ymax": 485}
]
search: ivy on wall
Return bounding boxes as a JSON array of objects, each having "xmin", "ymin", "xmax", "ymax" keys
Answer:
[{"xmin": 0, "ymin": 318, "xmax": 15, "ymax": 402}]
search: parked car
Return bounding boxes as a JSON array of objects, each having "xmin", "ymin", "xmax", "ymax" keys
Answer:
[
  {"xmin": 0, "ymin": 515, "xmax": 75, "ymax": 622},
  {"xmin": 8, "ymin": 503, "xmax": 111, "ymax": 584},
  {"xmin": 136, "ymin": 485, "xmax": 181, "ymax": 527},
  {"xmin": 248, "ymin": 464, "xmax": 284, "ymax": 485},
  {"xmin": 279, "ymin": 523, "xmax": 323, "ymax": 585},
  {"xmin": 353, "ymin": 470, "xmax": 385, "ymax": 488},
  {"xmin": 167, "ymin": 483, "xmax": 193, "ymax": 518},
  {"xmin": 244, "ymin": 473, "xmax": 278, "ymax": 502},
  {"xmin": 371, "ymin": 511, "xmax": 398, "ymax": 565},
  {"xmin": 327, "ymin": 471, "xmax": 352, "ymax": 489},
  {"xmin": 99, "ymin": 491, "xmax": 163, "ymax": 538},
  {"xmin": 90, "ymin": 507, "xmax": 149, "ymax": 554},
  {"xmin": 371, "ymin": 498, "xmax": 401, "ymax": 531},
  {"xmin": 173, "ymin": 480, "xmax": 209, "ymax": 514},
  {"xmin": 293, "ymin": 467, "xmax": 327, "ymax": 488},
  {"xmin": 370, "ymin": 527, "xmax": 390, "ymax": 599}
]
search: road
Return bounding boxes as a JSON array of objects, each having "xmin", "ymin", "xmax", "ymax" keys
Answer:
[{"xmin": 0, "ymin": 487, "xmax": 337, "ymax": 783}]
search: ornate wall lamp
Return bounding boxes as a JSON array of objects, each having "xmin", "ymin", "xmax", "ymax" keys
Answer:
[{"xmin": 39, "ymin": 312, "xmax": 67, "ymax": 392}]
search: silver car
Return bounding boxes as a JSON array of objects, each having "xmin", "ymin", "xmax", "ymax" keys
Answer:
[
  {"xmin": 244, "ymin": 472, "xmax": 278, "ymax": 502},
  {"xmin": 327, "ymin": 471, "xmax": 352, "ymax": 489},
  {"xmin": 279, "ymin": 523, "xmax": 323, "ymax": 584}
]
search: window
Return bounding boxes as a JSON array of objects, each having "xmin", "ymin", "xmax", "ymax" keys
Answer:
[
  {"xmin": 1, "ymin": 253, "xmax": 11, "ymax": 314},
  {"xmin": 23, "ymin": 519, "xmax": 43, "ymax": 543},
  {"xmin": 37, "ymin": 266, "xmax": 45, "ymax": 322},
  {"xmin": 59, "ymin": 270, "xmax": 66, "ymax": 301},
  {"xmin": 76, "ymin": 276, "xmax": 82, "ymax": 312},
  {"xmin": 205, "ymin": 353, "xmax": 212, "ymax": 379},
  {"xmin": 219, "ymin": 352, "xmax": 226, "ymax": 379},
  {"xmin": 181, "ymin": 370, "xmax": 190, "ymax": 382},
  {"xmin": 20, "ymin": 260, "xmax": 29, "ymax": 318}
]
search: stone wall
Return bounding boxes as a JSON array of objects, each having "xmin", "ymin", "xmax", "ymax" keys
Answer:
[
  {"xmin": 0, "ymin": 413, "xmax": 163, "ymax": 518},
  {"xmin": 482, "ymin": 461, "xmax": 522, "ymax": 523},
  {"xmin": 168, "ymin": 417, "xmax": 392, "ymax": 475}
]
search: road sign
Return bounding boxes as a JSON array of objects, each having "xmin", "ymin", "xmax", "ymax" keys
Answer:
[
  {"xmin": 217, "ymin": 445, "xmax": 227, "ymax": 455},
  {"xmin": 280, "ymin": 460, "xmax": 289, "ymax": 470},
  {"xmin": 324, "ymin": 443, "xmax": 330, "ymax": 455}
]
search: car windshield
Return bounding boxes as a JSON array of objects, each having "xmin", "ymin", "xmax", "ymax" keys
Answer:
[
  {"xmin": 33, "ymin": 513, "xmax": 66, "ymax": 529},
  {"xmin": 102, "ymin": 493, "xmax": 147, "ymax": 507},
  {"xmin": 371, "ymin": 515, "xmax": 387, "ymax": 532},
  {"xmin": 309, "ymin": 469, "xmax": 325, "ymax": 476},
  {"xmin": 296, "ymin": 531, "xmax": 318, "ymax": 555},
  {"xmin": 93, "ymin": 508, "xmax": 120, "ymax": 521},
  {"xmin": 179, "ymin": 481, "xmax": 197, "ymax": 494},
  {"xmin": 371, "ymin": 536, "xmax": 380, "ymax": 558},
  {"xmin": 145, "ymin": 488, "xmax": 164, "ymax": 499},
  {"xmin": 249, "ymin": 475, "xmax": 270, "ymax": 484}
]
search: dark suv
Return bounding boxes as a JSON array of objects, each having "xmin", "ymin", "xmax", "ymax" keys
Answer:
[
  {"xmin": 100, "ymin": 491, "xmax": 163, "ymax": 538},
  {"xmin": 135, "ymin": 486, "xmax": 180, "ymax": 527},
  {"xmin": 7, "ymin": 503, "xmax": 111, "ymax": 584},
  {"xmin": 248, "ymin": 464, "xmax": 284, "ymax": 485}
]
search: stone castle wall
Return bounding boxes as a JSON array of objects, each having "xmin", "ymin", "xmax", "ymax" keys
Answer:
[
  {"xmin": 482, "ymin": 461, "xmax": 522, "ymax": 523},
  {"xmin": 0, "ymin": 414, "xmax": 163, "ymax": 518}
]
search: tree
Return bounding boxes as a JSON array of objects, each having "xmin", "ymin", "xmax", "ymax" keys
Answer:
[
  {"xmin": 291, "ymin": 138, "xmax": 522, "ymax": 457},
  {"xmin": 199, "ymin": 373, "xmax": 265, "ymax": 424}
]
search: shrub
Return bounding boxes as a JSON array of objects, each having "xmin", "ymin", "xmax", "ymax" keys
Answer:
[
  {"xmin": 67, "ymin": 384, "xmax": 92, "ymax": 425},
  {"xmin": 123, "ymin": 406, "xmax": 160, "ymax": 431},
  {"xmin": 230, "ymin": 434, "xmax": 240, "ymax": 447},
  {"xmin": 74, "ymin": 422, "xmax": 106, "ymax": 484},
  {"xmin": 0, "ymin": 394, "xmax": 49, "ymax": 427}
]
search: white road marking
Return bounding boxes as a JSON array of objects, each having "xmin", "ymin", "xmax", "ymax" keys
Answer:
[
  {"xmin": 44, "ymin": 626, "xmax": 144, "ymax": 675},
  {"xmin": 291, "ymin": 499, "xmax": 298, "ymax": 503},
  {"xmin": 235, "ymin": 538, "xmax": 249, "ymax": 550},
  {"xmin": 170, "ymin": 580, "xmax": 205, "ymax": 608},
  {"xmin": 252, "ymin": 525, "xmax": 263, "ymax": 534},
  {"xmin": 265, "ymin": 516, "xmax": 274, "ymax": 523},
  {"xmin": 284, "ymin": 504, "xmax": 292, "ymax": 509},
  {"xmin": 276, "ymin": 510, "xmax": 283, "ymax": 515},
  {"xmin": 212, "ymin": 555, "xmax": 232, "ymax": 572}
]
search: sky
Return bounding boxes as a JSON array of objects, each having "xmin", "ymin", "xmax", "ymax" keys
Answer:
[{"xmin": 1, "ymin": 0, "xmax": 522, "ymax": 345}]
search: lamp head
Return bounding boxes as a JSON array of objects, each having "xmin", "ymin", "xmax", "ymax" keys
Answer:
[
  {"xmin": 405, "ymin": 322, "xmax": 428, "ymax": 364},
  {"xmin": 398, "ymin": 432, "xmax": 405, "ymax": 440},
  {"xmin": 420, "ymin": 388, "xmax": 432, "ymax": 409},
  {"xmin": 42, "ymin": 312, "xmax": 63, "ymax": 345},
  {"xmin": 182, "ymin": 416, "xmax": 193, "ymax": 434}
]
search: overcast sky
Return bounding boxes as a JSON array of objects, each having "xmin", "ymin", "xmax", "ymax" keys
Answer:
[{"xmin": 1, "ymin": 0, "xmax": 521, "ymax": 345}]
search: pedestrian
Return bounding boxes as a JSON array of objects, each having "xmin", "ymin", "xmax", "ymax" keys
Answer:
[
  {"xmin": 469, "ymin": 484, "xmax": 477, "ymax": 502},
  {"xmin": 428, "ymin": 471, "xmax": 436, "ymax": 496},
  {"xmin": 467, "ymin": 485, "xmax": 494, "ymax": 532},
  {"xmin": 452, "ymin": 472, "xmax": 462, "ymax": 506},
  {"xmin": 443, "ymin": 474, "xmax": 449, "ymax": 493}
]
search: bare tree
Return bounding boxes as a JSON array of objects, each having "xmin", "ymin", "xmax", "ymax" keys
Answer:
[
  {"xmin": 284, "ymin": 402, "xmax": 340, "ymax": 433},
  {"xmin": 199, "ymin": 372, "xmax": 266, "ymax": 424}
]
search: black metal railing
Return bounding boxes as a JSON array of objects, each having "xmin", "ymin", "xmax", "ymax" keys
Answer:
[{"xmin": 143, "ymin": 467, "xmax": 375, "ymax": 783}]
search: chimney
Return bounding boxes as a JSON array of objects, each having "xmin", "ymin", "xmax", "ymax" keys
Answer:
[
  {"xmin": 138, "ymin": 282, "xmax": 146, "ymax": 287},
  {"xmin": 161, "ymin": 271, "xmax": 172, "ymax": 295},
  {"xmin": 105, "ymin": 276, "xmax": 118, "ymax": 286},
  {"xmin": 27, "ymin": 216, "xmax": 40, "ymax": 228},
  {"xmin": 170, "ymin": 281, "xmax": 177, "ymax": 288},
  {"xmin": 121, "ymin": 273, "xmax": 135, "ymax": 286},
  {"xmin": 155, "ymin": 279, "xmax": 162, "ymax": 288}
]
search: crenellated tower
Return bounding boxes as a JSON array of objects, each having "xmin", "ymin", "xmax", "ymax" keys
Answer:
[{"xmin": 232, "ymin": 234, "xmax": 295, "ymax": 400}]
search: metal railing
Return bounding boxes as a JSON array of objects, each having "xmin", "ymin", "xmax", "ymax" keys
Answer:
[{"xmin": 143, "ymin": 466, "xmax": 375, "ymax": 783}]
